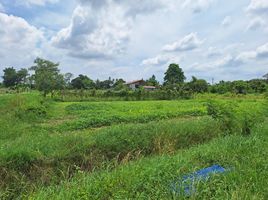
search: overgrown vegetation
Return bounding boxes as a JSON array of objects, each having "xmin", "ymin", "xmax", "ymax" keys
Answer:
[{"xmin": 0, "ymin": 92, "xmax": 267, "ymax": 199}]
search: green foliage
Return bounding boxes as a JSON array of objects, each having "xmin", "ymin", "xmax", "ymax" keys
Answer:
[
  {"xmin": 0, "ymin": 93, "xmax": 267, "ymax": 199},
  {"xmin": 207, "ymin": 101, "xmax": 237, "ymax": 134},
  {"xmin": 210, "ymin": 79, "xmax": 268, "ymax": 94},
  {"xmin": 59, "ymin": 101, "xmax": 206, "ymax": 131},
  {"xmin": 232, "ymin": 80, "xmax": 248, "ymax": 94},
  {"xmin": 113, "ymin": 78, "xmax": 127, "ymax": 90},
  {"xmin": 188, "ymin": 76, "xmax": 209, "ymax": 93},
  {"xmin": 207, "ymin": 100, "xmax": 265, "ymax": 135},
  {"xmin": 146, "ymin": 75, "xmax": 159, "ymax": 87},
  {"xmin": 2, "ymin": 67, "xmax": 18, "ymax": 87},
  {"xmin": 16, "ymin": 68, "xmax": 29, "ymax": 85},
  {"xmin": 71, "ymin": 74, "xmax": 95, "ymax": 89},
  {"xmin": 30, "ymin": 122, "xmax": 268, "ymax": 200},
  {"xmin": 164, "ymin": 63, "xmax": 186, "ymax": 87},
  {"xmin": 29, "ymin": 57, "xmax": 65, "ymax": 97}
]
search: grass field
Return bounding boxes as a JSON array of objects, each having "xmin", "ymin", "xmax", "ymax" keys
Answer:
[{"xmin": 0, "ymin": 93, "xmax": 267, "ymax": 199}]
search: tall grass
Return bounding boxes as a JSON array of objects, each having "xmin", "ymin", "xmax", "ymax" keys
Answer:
[{"xmin": 30, "ymin": 122, "xmax": 268, "ymax": 200}]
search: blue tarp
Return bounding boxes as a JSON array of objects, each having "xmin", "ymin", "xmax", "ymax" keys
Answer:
[{"xmin": 172, "ymin": 165, "xmax": 227, "ymax": 196}]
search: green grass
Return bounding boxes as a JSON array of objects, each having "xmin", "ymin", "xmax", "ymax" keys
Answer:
[
  {"xmin": 29, "ymin": 123, "xmax": 268, "ymax": 200},
  {"xmin": 0, "ymin": 93, "xmax": 267, "ymax": 199},
  {"xmin": 55, "ymin": 100, "xmax": 207, "ymax": 131},
  {"xmin": 0, "ymin": 117, "xmax": 223, "ymax": 199}
]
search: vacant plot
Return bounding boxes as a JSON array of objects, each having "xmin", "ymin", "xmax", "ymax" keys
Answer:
[{"xmin": 0, "ymin": 93, "xmax": 267, "ymax": 199}]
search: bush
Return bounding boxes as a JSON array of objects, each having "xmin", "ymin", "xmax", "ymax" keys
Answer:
[
  {"xmin": 207, "ymin": 100, "xmax": 266, "ymax": 135},
  {"xmin": 207, "ymin": 101, "xmax": 238, "ymax": 134}
]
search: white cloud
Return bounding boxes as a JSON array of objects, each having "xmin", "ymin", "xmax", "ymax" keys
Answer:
[
  {"xmin": 236, "ymin": 51, "xmax": 257, "ymax": 62},
  {"xmin": 221, "ymin": 16, "xmax": 231, "ymax": 27},
  {"xmin": 0, "ymin": 13, "xmax": 43, "ymax": 66},
  {"xmin": 142, "ymin": 55, "xmax": 171, "ymax": 66},
  {"xmin": 15, "ymin": 0, "xmax": 59, "ymax": 6},
  {"xmin": 206, "ymin": 47, "xmax": 223, "ymax": 57},
  {"xmin": 52, "ymin": 0, "xmax": 164, "ymax": 60},
  {"xmin": 182, "ymin": 0, "xmax": 216, "ymax": 13},
  {"xmin": 141, "ymin": 54, "xmax": 181, "ymax": 66},
  {"xmin": 163, "ymin": 33, "xmax": 203, "ymax": 52},
  {"xmin": 247, "ymin": 17, "xmax": 266, "ymax": 30},
  {"xmin": 215, "ymin": 55, "xmax": 242, "ymax": 67},
  {"xmin": 246, "ymin": 0, "xmax": 268, "ymax": 14},
  {"xmin": 236, "ymin": 42, "xmax": 268, "ymax": 62},
  {"xmin": 256, "ymin": 42, "xmax": 268, "ymax": 57}
]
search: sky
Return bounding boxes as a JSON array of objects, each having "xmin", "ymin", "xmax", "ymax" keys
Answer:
[{"xmin": 0, "ymin": 0, "xmax": 267, "ymax": 83}]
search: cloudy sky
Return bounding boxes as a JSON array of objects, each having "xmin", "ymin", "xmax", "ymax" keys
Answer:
[{"xmin": 0, "ymin": 0, "xmax": 267, "ymax": 82}]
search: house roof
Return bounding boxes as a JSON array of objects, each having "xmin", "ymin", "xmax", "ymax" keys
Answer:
[{"xmin": 126, "ymin": 79, "xmax": 145, "ymax": 85}]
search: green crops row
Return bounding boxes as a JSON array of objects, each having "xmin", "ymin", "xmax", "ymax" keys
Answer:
[{"xmin": 57, "ymin": 101, "xmax": 207, "ymax": 131}]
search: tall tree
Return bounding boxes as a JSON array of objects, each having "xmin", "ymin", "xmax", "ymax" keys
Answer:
[
  {"xmin": 64, "ymin": 73, "xmax": 73, "ymax": 88},
  {"xmin": 2, "ymin": 67, "xmax": 17, "ymax": 87},
  {"xmin": 29, "ymin": 58, "xmax": 65, "ymax": 97},
  {"xmin": 146, "ymin": 75, "xmax": 159, "ymax": 86},
  {"xmin": 164, "ymin": 63, "xmax": 186, "ymax": 87},
  {"xmin": 16, "ymin": 68, "xmax": 29, "ymax": 85},
  {"xmin": 264, "ymin": 73, "xmax": 268, "ymax": 83}
]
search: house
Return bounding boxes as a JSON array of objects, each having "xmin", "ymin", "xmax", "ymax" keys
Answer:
[
  {"xmin": 126, "ymin": 79, "xmax": 146, "ymax": 90},
  {"xmin": 126, "ymin": 79, "xmax": 157, "ymax": 91}
]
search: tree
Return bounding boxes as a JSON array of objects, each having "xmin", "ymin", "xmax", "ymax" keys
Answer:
[
  {"xmin": 210, "ymin": 81, "xmax": 232, "ymax": 94},
  {"xmin": 188, "ymin": 76, "xmax": 208, "ymax": 93},
  {"xmin": 29, "ymin": 58, "xmax": 65, "ymax": 97},
  {"xmin": 264, "ymin": 73, "xmax": 268, "ymax": 83},
  {"xmin": 64, "ymin": 73, "xmax": 73, "ymax": 88},
  {"xmin": 146, "ymin": 75, "xmax": 159, "ymax": 87},
  {"xmin": 248, "ymin": 79, "xmax": 266, "ymax": 93},
  {"xmin": 113, "ymin": 78, "xmax": 126, "ymax": 90},
  {"xmin": 16, "ymin": 68, "xmax": 29, "ymax": 85},
  {"xmin": 100, "ymin": 77, "xmax": 114, "ymax": 89},
  {"xmin": 71, "ymin": 75, "xmax": 95, "ymax": 89},
  {"xmin": 2, "ymin": 67, "xmax": 17, "ymax": 87},
  {"xmin": 164, "ymin": 63, "xmax": 186, "ymax": 87},
  {"xmin": 232, "ymin": 80, "xmax": 248, "ymax": 94}
]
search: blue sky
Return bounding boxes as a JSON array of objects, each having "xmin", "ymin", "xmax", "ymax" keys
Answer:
[{"xmin": 0, "ymin": 0, "xmax": 267, "ymax": 82}]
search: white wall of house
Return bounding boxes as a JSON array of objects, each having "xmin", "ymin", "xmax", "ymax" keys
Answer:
[{"xmin": 129, "ymin": 84, "xmax": 136, "ymax": 90}]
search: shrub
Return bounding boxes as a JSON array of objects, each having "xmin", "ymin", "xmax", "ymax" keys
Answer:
[
  {"xmin": 207, "ymin": 100, "xmax": 266, "ymax": 135},
  {"xmin": 207, "ymin": 101, "xmax": 238, "ymax": 134}
]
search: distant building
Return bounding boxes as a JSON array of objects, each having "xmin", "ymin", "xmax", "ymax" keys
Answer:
[
  {"xmin": 126, "ymin": 80, "xmax": 146, "ymax": 90},
  {"xmin": 126, "ymin": 79, "xmax": 157, "ymax": 91}
]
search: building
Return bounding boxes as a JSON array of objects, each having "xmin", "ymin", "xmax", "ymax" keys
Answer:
[
  {"xmin": 126, "ymin": 80, "xmax": 146, "ymax": 90},
  {"xmin": 126, "ymin": 79, "xmax": 157, "ymax": 91}
]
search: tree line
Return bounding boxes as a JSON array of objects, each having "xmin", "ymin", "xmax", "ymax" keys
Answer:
[{"xmin": 1, "ymin": 58, "xmax": 267, "ymax": 97}]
